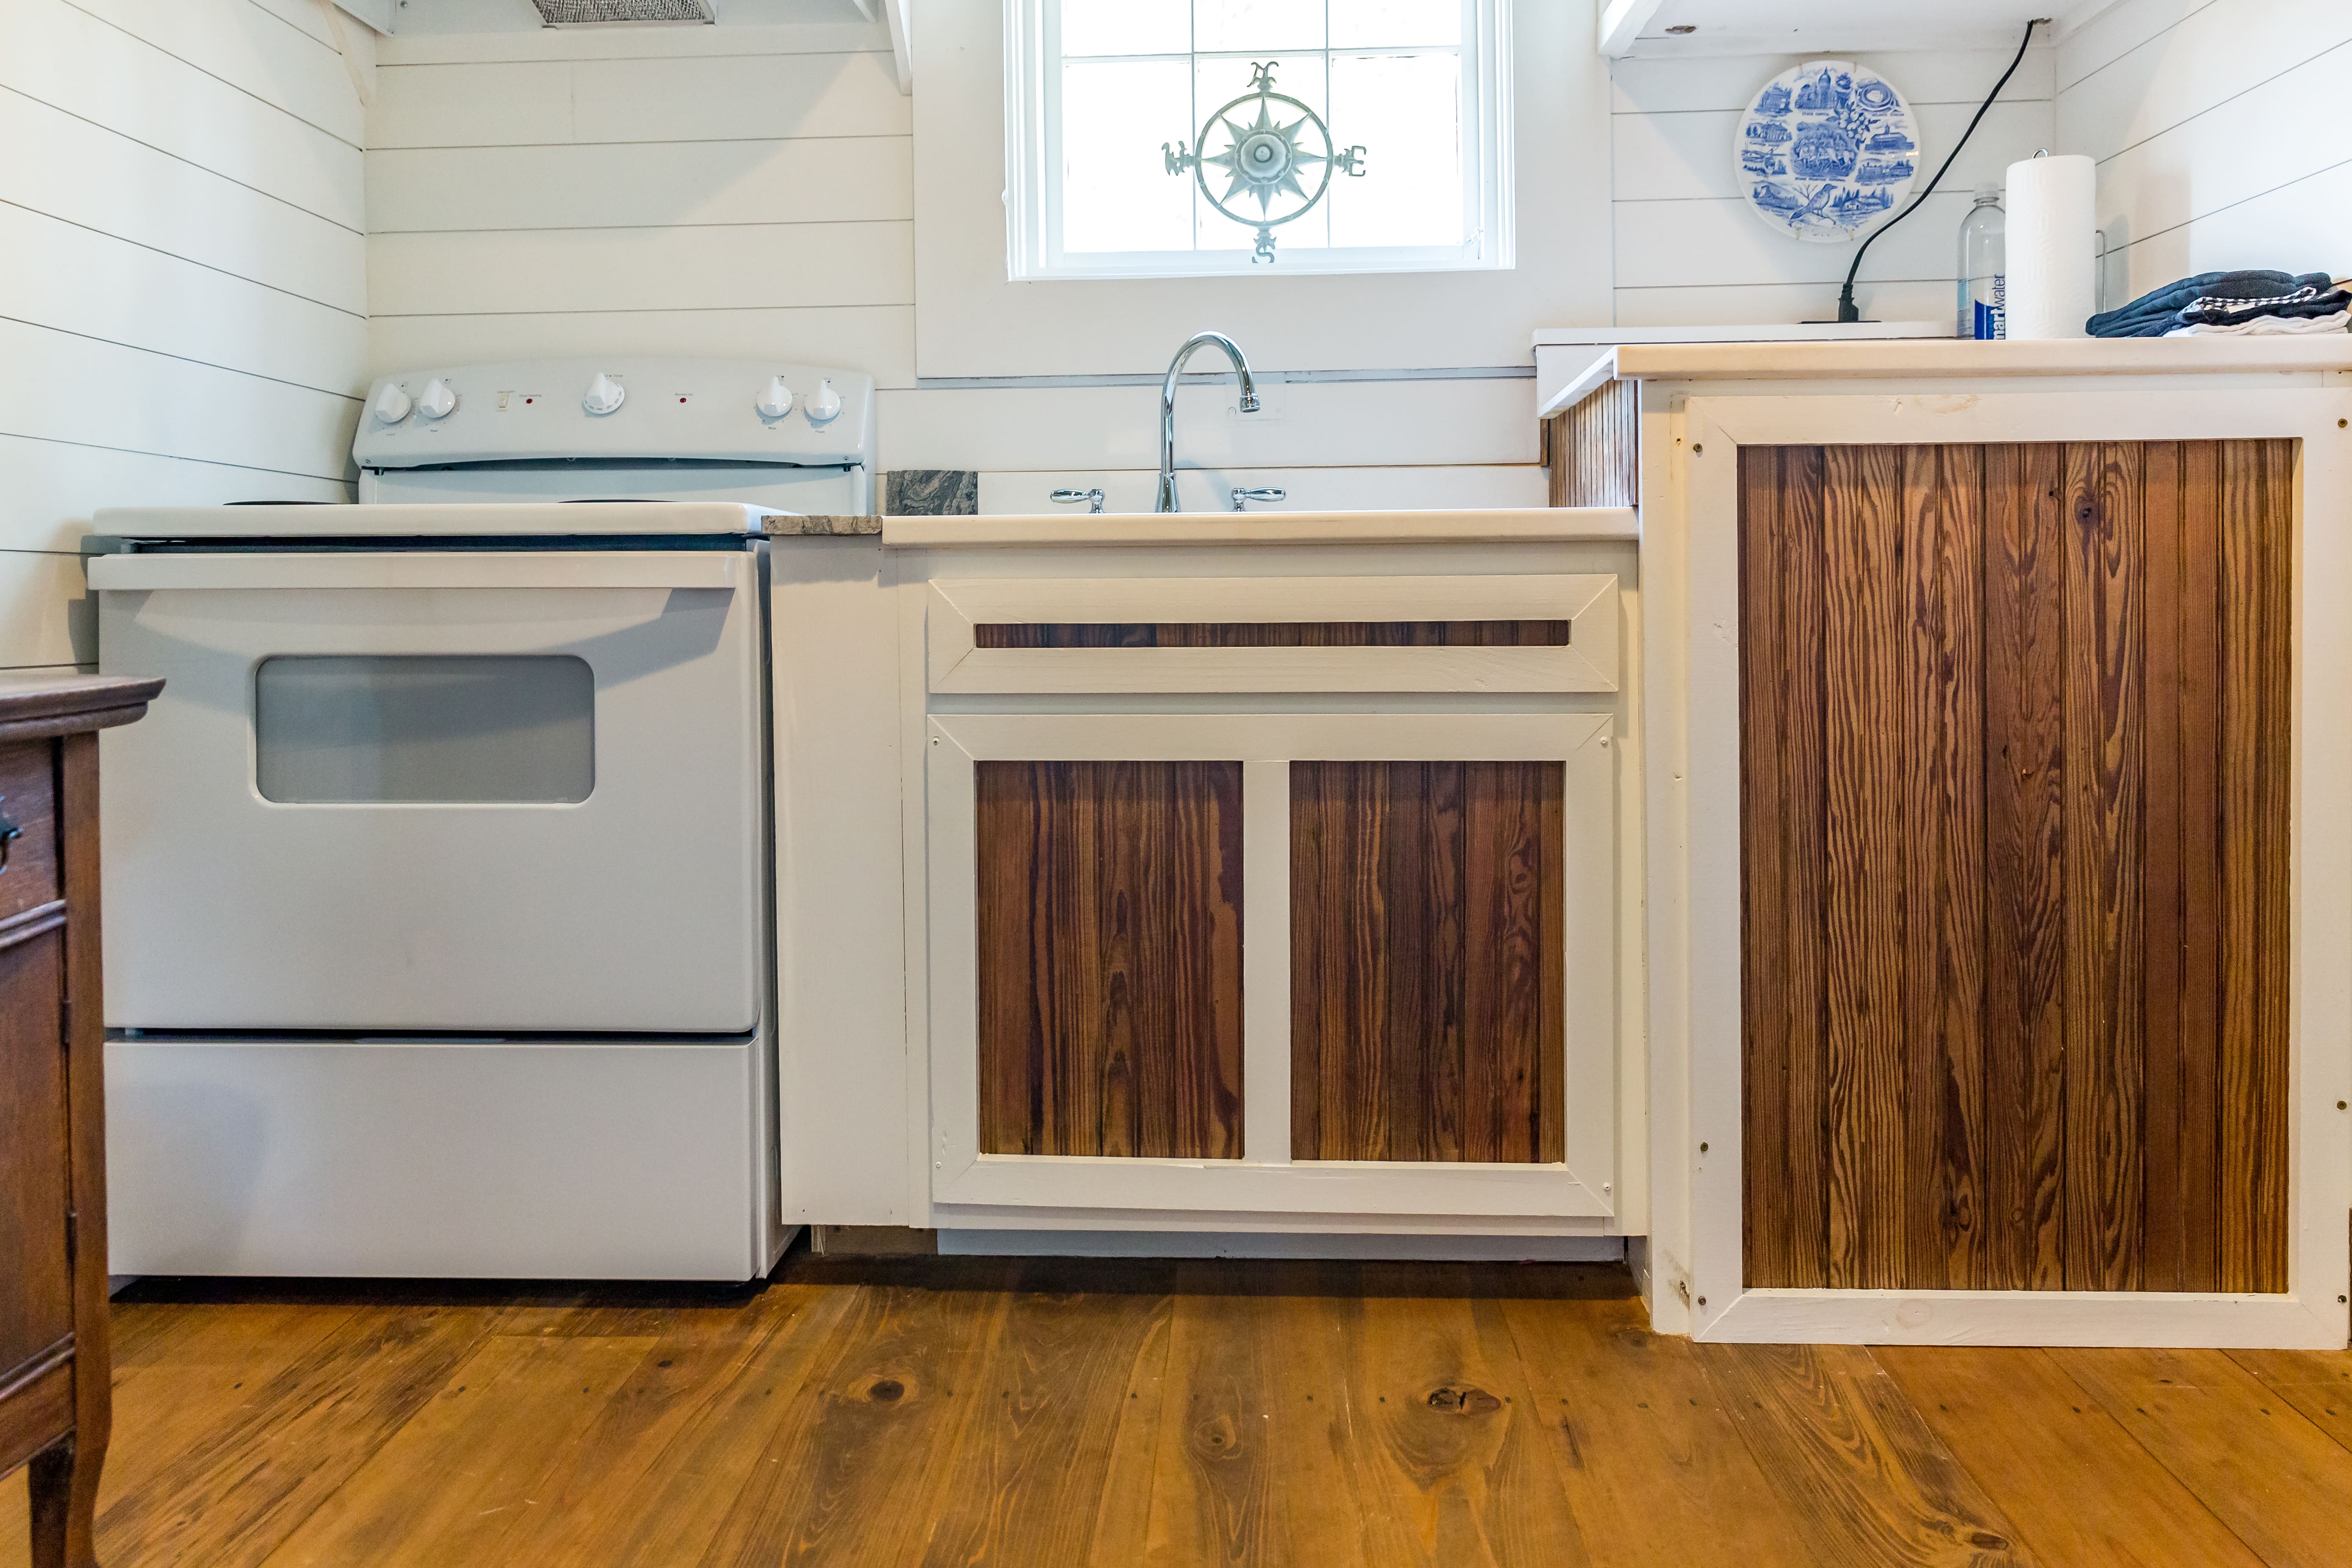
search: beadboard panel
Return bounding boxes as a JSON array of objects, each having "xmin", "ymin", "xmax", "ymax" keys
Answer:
[
  {"xmin": 0, "ymin": 551, "xmax": 89, "ymax": 671},
  {"xmin": 0, "ymin": 88, "xmax": 363, "ymax": 314},
  {"xmin": 0, "ymin": 431, "xmax": 348, "ymax": 556},
  {"xmin": 66, "ymin": 0, "xmax": 365, "ymax": 148},
  {"xmin": 369, "ymin": 222, "xmax": 913, "ymax": 317},
  {"xmin": 367, "ymin": 51, "xmax": 909, "ymax": 149},
  {"xmin": 0, "ymin": 0, "xmax": 364, "ymax": 229},
  {"xmin": 0, "ymin": 205, "xmax": 366, "ymax": 399},
  {"xmin": 367, "ymin": 137, "xmax": 914, "ymax": 233},
  {"xmin": 369, "ymin": 305, "xmax": 920, "ymax": 390},
  {"xmin": 0, "ymin": 320, "xmax": 358, "ymax": 482}
]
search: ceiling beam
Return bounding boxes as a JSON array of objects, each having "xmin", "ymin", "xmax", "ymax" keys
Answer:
[{"xmin": 1597, "ymin": 0, "xmax": 1667, "ymax": 58}]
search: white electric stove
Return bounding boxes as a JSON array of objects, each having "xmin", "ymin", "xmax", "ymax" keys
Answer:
[{"xmin": 92, "ymin": 358, "xmax": 875, "ymax": 1281}]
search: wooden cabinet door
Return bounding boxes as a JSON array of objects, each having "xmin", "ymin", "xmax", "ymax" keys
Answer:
[
  {"xmin": 0, "ymin": 912, "xmax": 72, "ymax": 1380},
  {"xmin": 1739, "ymin": 441, "xmax": 2293, "ymax": 1294},
  {"xmin": 927, "ymin": 713, "xmax": 1618, "ymax": 1221},
  {"xmin": 974, "ymin": 759, "xmax": 1245, "ymax": 1160}
]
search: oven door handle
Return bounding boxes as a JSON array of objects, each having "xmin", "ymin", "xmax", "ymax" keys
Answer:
[{"xmin": 88, "ymin": 552, "xmax": 745, "ymax": 593}]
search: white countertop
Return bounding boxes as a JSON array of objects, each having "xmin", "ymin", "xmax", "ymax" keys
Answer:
[
  {"xmin": 882, "ymin": 507, "xmax": 1639, "ymax": 549},
  {"xmin": 1610, "ymin": 335, "xmax": 2352, "ymax": 381}
]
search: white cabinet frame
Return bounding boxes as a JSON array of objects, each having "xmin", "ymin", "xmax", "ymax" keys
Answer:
[
  {"xmin": 925, "ymin": 574, "xmax": 1620, "ymax": 694},
  {"xmin": 924, "ymin": 712, "xmax": 1618, "ymax": 1220}
]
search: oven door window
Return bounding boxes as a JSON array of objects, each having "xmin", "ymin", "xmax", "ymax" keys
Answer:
[{"xmin": 254, "ymin": 654, "xmax": 595, "ymax": 804}]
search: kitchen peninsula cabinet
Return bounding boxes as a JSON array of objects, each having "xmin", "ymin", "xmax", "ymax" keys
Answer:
[
  {"xmin": 0, "ymin": 674, "xmax": 160, "ymax": 1568},
  {"xmin": 884, "ymin": 510, "xmax": 1641, "ymax": 1241},
  {"xmin": 1601, "ymin": 337, "xmax": 2352, "ymax": 1347}
]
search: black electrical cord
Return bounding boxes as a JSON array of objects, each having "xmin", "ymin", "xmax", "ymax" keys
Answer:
[{"xmin": 1835, "ymin": 17, "xmax": 2044, "ymax": 323}]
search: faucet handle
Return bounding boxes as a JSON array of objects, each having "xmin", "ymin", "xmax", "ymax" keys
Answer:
[
  {"xmin": 1230, "ymin": 486, "xmax": 1286, "ymax": 511},
  {"xmin": 1051, "ymin": 487, "xmax": 1106, "ymax": 514}
]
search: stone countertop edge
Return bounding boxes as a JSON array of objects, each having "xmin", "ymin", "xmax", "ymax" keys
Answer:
[{"xmin": 765, "ymin": 515, "xmax": 883, "ymax": 536}]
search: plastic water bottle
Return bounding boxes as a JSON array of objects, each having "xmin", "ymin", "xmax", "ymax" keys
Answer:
[{"xmin": 1958, "ymin": 183, "xmax": 2006, "ymax": 339}]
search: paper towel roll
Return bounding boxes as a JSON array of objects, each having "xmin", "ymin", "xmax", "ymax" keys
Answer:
[{"xmin": 2005, "ymin": 153, "xmax": 2097, "ymax": 339}]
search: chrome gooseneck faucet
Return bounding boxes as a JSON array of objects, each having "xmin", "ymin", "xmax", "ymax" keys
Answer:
[{"xmin": 1157, "ymin": 331, "xmax": 1258, "ymax": 513}]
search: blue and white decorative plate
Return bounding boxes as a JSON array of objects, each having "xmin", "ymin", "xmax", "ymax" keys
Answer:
[{"xmin": 1734, "ymin": 59, "xmax": 1918, "ymax": 243}]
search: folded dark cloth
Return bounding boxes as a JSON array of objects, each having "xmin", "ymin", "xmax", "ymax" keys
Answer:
[{"xmin": 2089, "ymin": 270, "xmax": 2346, "ymax": 337}]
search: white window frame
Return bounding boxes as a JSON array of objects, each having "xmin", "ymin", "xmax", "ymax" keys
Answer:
[{"xmin": 1003, "ymin": 0, "xmax": 1515, "ymax": 281}]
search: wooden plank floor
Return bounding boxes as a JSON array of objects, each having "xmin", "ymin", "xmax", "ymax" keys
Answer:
[{"xmin": 5, "ymin": 1252, "xmax": 2349, "ymax": 1567}]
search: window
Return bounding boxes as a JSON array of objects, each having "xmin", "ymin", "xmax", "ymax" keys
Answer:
[
  {"xmin": 255, "ymin": 655, "xmax": 595, "ymax": 804},
  {"xmin": 1006, "ymin": 0, "xmax": 1511, "ymax": 280}
]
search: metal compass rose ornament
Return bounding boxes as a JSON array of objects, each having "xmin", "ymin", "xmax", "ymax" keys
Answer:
[{"xmin": 1163, "ymin": 61, "xmax": 1367, "ymax": 263}]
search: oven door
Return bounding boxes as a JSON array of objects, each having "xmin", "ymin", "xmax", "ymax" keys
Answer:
[{"xmin": 93, "ymin": 549, "xmax": 764, "ymax": 1033}]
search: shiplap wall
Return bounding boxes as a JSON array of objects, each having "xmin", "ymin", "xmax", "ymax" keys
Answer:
[
  {"xmin": 366, "ymin": 22, "xmax": 916, "ymax": 392},
  {"xmin": 0, "ymin": 0, "xmax": 367, "ymax": 669},
  {"xmin": 2058, "ymin": 0, "xmax": 2352, "ymax": 305},
  {"xmin": 1610, "ymin": 46, "xmax": 2057, "ymax": 329},
  {"xmin": 364, "ymin": 16, "xmax": 1553, "ymax": 508}
]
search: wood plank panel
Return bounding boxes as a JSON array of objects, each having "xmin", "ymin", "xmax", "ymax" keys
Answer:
[
  {"xmin": 1546, "ymin": 378, "xmax": 1639, "ymax": 510},
  {"xmin": 1741, "ymin": 439, "xmax": 2289, "ymax": 1293},
  {"xmin": 1820, "ymin": 444, "xmax": 1910, "ymax": 1289},
  {"xmin": 2216, "ymin": 440, "xmax": 2295, "ymax": 1294},
  {"xmin": 1902, "ymin": 444, "xmax": 1988, "ymax": 1289},
  {"xmin": 976, "ymin": 760, "xmax": 1245, "ymax": 1160},
  {"xmin": 1981, "ymin": 442, "xmax": 2069, "ymax": 1292},
  {"xmin": 1290, "ymin": 762, "xmax": 1565, "ymax": 1164},
  {"xmin": 976, "ymin": 621, "xmax": 1574, "ymax": 649},
  {"xmin": 2061, "ymin": 441, "xmax": 2146, "ymax": 1292},
  {"xmin": 1779, "ymin": 446, "xmax": 1834, "ymax": 1286},
  {"xmin": 1739, "ymin": 449, "xmax": 1794, "ymax": 1285},
  {"xmin": 2139, "ymin": 442, "xmax": 2187, "ymax": 1292},
  {"xmin": 1877, "ymin": 1345, "xmax": 2262, "ymax": 1566},
  {"xmin": 2175, "ymin": 441, "xmax": 2226, "ymax": 1293},
  {"xmin": 2250, "ymin": 439, "xmax": 2295, "ymax": 1293},
  {"xmin": 1700, "ymin": 1342, "xmax": 2029, "ymax": 1565}
]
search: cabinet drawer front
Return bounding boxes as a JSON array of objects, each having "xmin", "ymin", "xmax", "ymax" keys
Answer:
[
  {"xmin": 0, "ymin": 741, "xmax": 58, "ymax": 924},
  {"xmin": 928, "ymin": 575, "xmax": 1620, "ymax": 694},
  {"xmin": 0, "ymin": 928, "xmax": 72, "ymax": 1375}
]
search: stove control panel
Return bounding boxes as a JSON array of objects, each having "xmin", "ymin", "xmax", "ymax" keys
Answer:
[{"xmin": 352, "ymin": 356, "xmax": 877, "ymax": 470}]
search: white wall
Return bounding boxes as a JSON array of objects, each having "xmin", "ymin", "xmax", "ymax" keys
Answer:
[
  {"xmin": 0, "ymin": 0, "xmax": 367, "ymax": 670},
  {"xmin": 2058, "ymin": 0, "xmax": 2352, "ymax": 306},
  {"xmin": 365, "ymin": 2, "xmax": 1596, "ymax": 511},
  {"xmin": 1609, "ymin": 44, "xmax": 2057, "ymax": 328}
]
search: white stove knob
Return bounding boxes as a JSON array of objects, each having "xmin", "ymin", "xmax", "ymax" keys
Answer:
[
  {"xmin": 582, "ymin": 371, "xmax": 627, "ymax": 417},
  {"xmin": 755, "ymin": 375, "xmax": 794, "ymax": 421},
  {"xmin": 806, "ymin": 378, "xmax": 843, "ymax": 424},
  {"xmin": 415, "ymin": 378, "xmax": 457, "ymax": 420},
  {"xmin": 370, "ymin": 383, "xmax": 413, "ymax": 423}
]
